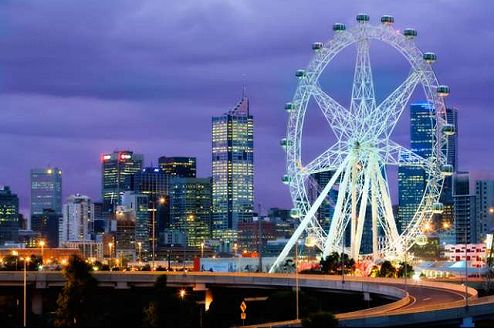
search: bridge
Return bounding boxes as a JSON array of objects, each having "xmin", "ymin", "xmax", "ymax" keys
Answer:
[{"xmin": 0, "ymin": 271, "xmax": 492, "ymax": 327}]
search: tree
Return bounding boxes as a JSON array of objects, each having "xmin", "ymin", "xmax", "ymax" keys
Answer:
[
  {"xmin": 320, "ymin": 252, "xmax": 355, "ymax": 274},
  {"xmin": 397, "ymin": 262, "xmax": 414, "ymax": 278},
  {"xmin": 54, "ymin": 254, "xmax": 97, "ymax": 327},
  {"xmin": 302, "ymin": 311, "xmax": 338, "ymax": 327},
  {"xmin": 378, "ymin": 260, "xmax": 397, "ymax": 278},
  {"xmin": 320, "ymin": 252, "xmax": 340, "ymax": 274}
]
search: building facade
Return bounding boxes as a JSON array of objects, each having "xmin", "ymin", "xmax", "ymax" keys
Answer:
[
  {"xmin": 158, "ymin": 157, "xmax": 196, "ymax": 178},
  {"xmin": 30, "ymin": 168, "xmax": 62, "ymax": 224},
  {"xmin": 454, "ymin": 172, "xmax": 478, "ymax": 244},
  {"xmin": 31, "ymin": 208, "xmax": 60, "ymax": 248},
  {"xmin": 168, "ymin": 177, "xmax": 212, "ymax": 247},
  {"xmin": 0, "ymin": 186, "xmax": 19, "ymax": 245},
  {"xmin": 59, "ymin": 194, "xmax": 94, "ymax": 246},
  {"xmin": 101, "ymin": 151, "xmax": 143, "ymax": 210},
  {"xmin": 398, "ymin": 102, "xmax": 435, "ymax": 233},
  {"xmin": 121, "ymin": 192, "xmax": 150, "ymax": 253},
  {"xmin": 475, "ymin": 180, "xmax": 494, "ymax": 242},
  {"xmin": 212, "ymin": 94, "xmax": 254, "ymax": 249}
]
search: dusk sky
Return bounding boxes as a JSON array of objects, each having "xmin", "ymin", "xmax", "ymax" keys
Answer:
[{"xmin": 1, "ymin": 1, "xmax": 493, "ymax": 217}]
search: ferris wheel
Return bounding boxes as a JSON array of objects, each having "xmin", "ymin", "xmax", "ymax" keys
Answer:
[{"xmin": 270, "ymin": 14, "xmax": 454, "ymax": 272}]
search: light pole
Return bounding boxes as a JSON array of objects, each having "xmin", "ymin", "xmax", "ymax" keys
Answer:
[
  {"xmin": 295, "ymin": 239, "xmax": 299, "ymax": 321},
  {"xmin": 137, "ymin": 242, "xmax": 142, "ymax": 264},
  {"xmin": 200, "ymin": 242, "xmax": 204, "ymax": 259},
  {"xmin": 12, "ymin": 250, "xmax": 18, "ymax": 271},
  {"xmin": 151, "ymin": 197, "xmax": 166, "ymax": 271},
  {"xmin": 108, "ymin": 242, "xmax": 113, "ymax": 271},
  {"xmin": 184, "ymin": 215, "xmax": 193, "ymax": 271},
  {"xmin": 233, "ymin": 243, "xmax": 238, "ymax": 272},
  {"xmin": 39, "ymin": 240, "xmax": 45, "ymax": 267},
  {"xmin": 21, "ymin": 256, "xmax": 30, "ymax": 327}
]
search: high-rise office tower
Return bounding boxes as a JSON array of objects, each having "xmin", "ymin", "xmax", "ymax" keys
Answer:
[
  {"xmin": 398, "ymin": 102, "xmax": 435, "ymax": 233},
  {"xmin": 30, "ymin": 168, "xmax": 62, "ymax": 219},
  {"xmin": 59, "ymin": 194, "xmax": 94, "ymax": 245},
  {"xmin": 437, "ymin": 107, "xmax": 458, "ymax": 244},
  {"xmin": 31, "ymin": 209, "xmax": 60, "ymax": 247},
  {"xmin": 475, "ymin": 180, "xmax": 494, "ymax": 241},
  {"xmin": 128, "ymin": 167, "xmax": 169, "ymax": 246},
  {"xmin": 0, "ymin": 186, "xmax": 19, "ymax": 245},
  {"xmin": 158, "ymin": 157, "xmax": 196, "ymax": 178},
  {"xmin": 454, "ymin": 172, "xmax": 477, "ymax": 244},
  {"xmin": 212, "ymin": 93, "xmax": 254, "ymax": 249},
  {"xmin": 168, "ymin": 177, "xmax": 212, "ymax": 247},
  {"xmin": 101, "ymin": 151, "xmax": 143, "ymax": 209},
  {"xmin": 113, "ymin": 205, "xmax": 136, "ymax": 256},
  {"xmin": 121, "ymin": 192, "xmax": 150, "ymax": 253}
]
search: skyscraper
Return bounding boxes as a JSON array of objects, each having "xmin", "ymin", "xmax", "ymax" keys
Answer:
[
  {"xmin": 121, "ymin": 192, "xmax": 150, "ymax": 253},
  {"xmin": 0, "ymin": 186, "xmax": 19, "ymax": 245},
  {"xmin": 212, "ymin": 93, "xmax": 254, "ymax": 249},
  {"xmin": 454, "ymin": 172, "xmax": 477, "ymax": 244},
  {"xmin": 398, "ymin": 102, "xmax": 435, "ymax": 232},
  {"xmin": 128, "ymin": 167, "xmax": 169, "ymax": 247},
  {"xmin": 159, "ymin": 157, "xmax": 196, "ymax": 178},
  {"xmin": 30, "ymin": 168, "xmax": 62, "ymax": 218},
  {"xmin": 475, "ymin": 180, "xmax": 494, "ymax": 241},
  {"xmin": 101, "ymin": 151, "xmax": 143, "ymax": 209},
  {"xmin": 168, "ymin": 177, "xmax": 212, "ymax": 247},
  {"xmin": 437, "ymin": 107, "xmax": 458, "ymax": 244},
  {"xmin": 59, "ymin": 194, "xmax": 94, "ymax": 245},
  {"xmin": 31, "ymin": 209, "xmax": 60, "ymax": 247}
]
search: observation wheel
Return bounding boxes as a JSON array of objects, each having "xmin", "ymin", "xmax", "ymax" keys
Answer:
[{"xmin": 270, "ymin": 14, "xmax": 452, "ymax": 272}]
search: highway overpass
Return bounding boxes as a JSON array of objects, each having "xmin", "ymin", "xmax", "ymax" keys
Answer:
[{"xmin": 0, "ymin": 271, "xmax": 490, "ymax": 327}]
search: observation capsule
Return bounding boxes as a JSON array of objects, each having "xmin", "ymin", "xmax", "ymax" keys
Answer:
[
  {"xmin": 282, "ymin": 175, "xmax": 292, "ymax": 185},
  {"xmin": 441, "ymin": 164, "xmax": 454, "ymax": 176},
  {"xmin": 285, "ymin": 102, "xmax": 296, "ymax": 113},
  {"xmin": 312, "ymin": 42, "xmax": 323, "ymax": 51},
  {"xmin": 403, "ymin": 28, "xmax": 417, "ymax": 39},
  {"xmin": 290, "ymin": 208, "xmax": 301, "ymax": 218},
  {"xmin": 432, "ymin": 202, "xmax": 444, "ymax": 214},
  {"xmin": 333, "ymin": 23, "xmax": 346, "ymax": 32},
  {"xmin": 356, "ymin": 14, "xmax": 370, "ymax": 23},
  {"xmin": 280, "ymin": 138, "xmax": 293, "ymax": 150},
  {"xmin": 442, "ymin": 124, "xmax": 455, "ymax": 136},
  {"xmin": 295, "ymin": 69, "xmax": 306, "ymax": 78},
  {"xmin": 423, "ymin": 52, "xmax": 437, "ymax": 64},
  {"xmin": 381, "ymin": 15, "xmax": 394, "ymax": 25},
  {"xmin": 437, "ymin": 85, "xmax": 450, "ymax": 97}
]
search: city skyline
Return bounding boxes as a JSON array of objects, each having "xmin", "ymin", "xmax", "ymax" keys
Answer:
[{"xmin": 1, "ymin": 1, "xmax": 493, "ymax": 217}]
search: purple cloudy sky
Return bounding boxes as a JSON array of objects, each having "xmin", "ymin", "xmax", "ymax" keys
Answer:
[{"xmin": 1, "ymin": 1, "xmax": 493, "ymax": 217}]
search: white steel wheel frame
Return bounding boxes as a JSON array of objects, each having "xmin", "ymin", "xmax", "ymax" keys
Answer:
[{"xmin": 270, "ymin": 18, "xmax": 449, "ymax": 273}]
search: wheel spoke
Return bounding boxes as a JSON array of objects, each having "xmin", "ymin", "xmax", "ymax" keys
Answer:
[
  {"xmin": 371, "ymin": 70, "xmax": 421, "ymax": 138},
  {"xmin": 301, "ymin": 142, "xmax": 347, "ymax": 175},
  {"xmin": 350, "ymin": 37, "xmax": 376, "ymax": 121},
  {"xmin": 311, "ymin": 84, "xmax": 352, "ymax": 138},
  {"xmin": 381, "ymin": 141, "xmax": 429, "ymax": 168}
]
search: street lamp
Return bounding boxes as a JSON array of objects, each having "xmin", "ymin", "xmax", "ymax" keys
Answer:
[
  {"xmin": 39, "ymin": 240, "xmax": 45, "ymax": 267},
  {"xmin": 233, "ymin": 243, "xmax": 238, "ymax": 272},
  {"xmin": 295, "ymin": 239, "xmax": 299, "ymax": 321},
  {"xmin": 21, "ymin": 256, "xmax": 31, "ymax": 327},
  {"xmin": 12, "ymin": 250, "xmax": 18, "ymax": 271},
  {"xmin": 108, "ymin": 242, "xmax": 113, "ymax": 271},
  {"xmin": 200, "ymin": 242, "xmax": 204, "ymax": 259},
  {"xmin": 184, "ymin": 215, "xmax": 194, "ymax": 271},
  {"xmin": 137, "ymin": 242, "xmax": 142, "ymax": 264},
  {"xmin": 151, "ymin": 197, "xmax": 166, "ymax": 271}
]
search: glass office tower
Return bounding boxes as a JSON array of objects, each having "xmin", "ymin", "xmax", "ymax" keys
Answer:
[{"xmin": 211, "ymin": 93, "xmax": 254, "ymax": 250}]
